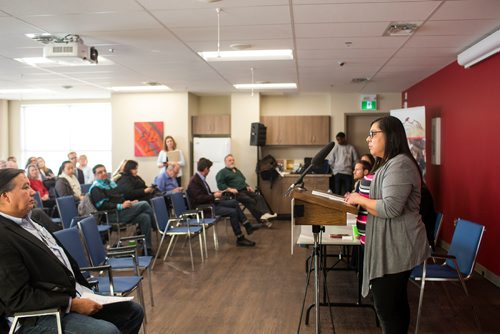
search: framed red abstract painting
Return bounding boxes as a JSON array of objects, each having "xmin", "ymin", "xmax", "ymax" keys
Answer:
[{"xmin": 134, "ymin": 121, "xmax": 164, "ymax": 156}]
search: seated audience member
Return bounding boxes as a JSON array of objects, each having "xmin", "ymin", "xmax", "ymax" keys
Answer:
[
  {"xmin": 27, "ymin": 164, "xmax": 56, "ymax": 209},
  {"xmin": 24, "ymin": 156, "xmax": 38, "ymax": 170},
  {"xmin": 78, "ymin": 154, "xmax": 94, "ymax": 184},
  {"xmin": 37, "ymin": 157, "xmax": 55, "ymax": 180},
  {"xmin": 216, "ymin": 154, "xmax": 276, "ymax": 228},
  {"xmin": 360, "ymin": 153, "xmax": 375, "ymax": 168},
  {"xmin": 155, "ymin": 165, "xmax": 183, "ymax": 195},
  {"xmin": 116, "ymin": 160, "xmax": 156, "ymax": 202},
  {"xmin": 90, "ymin": 164, "xmax": 155, "ymax": 254},
  {"xmin": 352, "ymin": 160, "xmax": 372, "ymax": 192},
  {"xmin": 7, "ymin": 156, "xmax": 17, "ymax": 164},
  {"xmin": 0, "ymin": 168, "xmax": 144, "ymax": 334},
  {"xmin": 67, "ymin": 151, "xmax": 85, "ymax": 184},
  {"xmin": 6, "ymin": 160, "xmax": 18, "ymax": 169},
  {"xmin": 157, "ymin": 135, "xmax": 185, "ymax": 186},
  {"xmin": 187, "ymin": 158, "xmax": 256, "ymax": 247},
  {"xmin": 420, "ymin": 182, "xmax": 437, "ymax": 250},
  {"xmin": 112, "ymin": 159, "xmax": 128, "ymax": 182},
  {"xmin": 55, "ymin": 161, "xmax": 84, "ymax": 201}
]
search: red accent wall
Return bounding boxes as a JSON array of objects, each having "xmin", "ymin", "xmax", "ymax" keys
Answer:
[{"xmin": 405, "ymin": 54, "xmax": 500, "ymax": 276}]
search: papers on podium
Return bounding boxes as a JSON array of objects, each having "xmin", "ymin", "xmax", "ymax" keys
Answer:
[
  {"xmin": 81, "ymin": 292, "xmax": 134, "ymax": 305},
  {"xmin": 311, "ymin": 190, "xmax": 345, "ymax": 203}
]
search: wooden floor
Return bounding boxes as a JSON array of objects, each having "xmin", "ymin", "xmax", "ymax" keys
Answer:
[{"xmin": 138, "ymin": 220, "xmax": 500, "ymax": 334}]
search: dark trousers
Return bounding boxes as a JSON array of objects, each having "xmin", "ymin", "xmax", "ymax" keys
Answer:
[
  {"xmin": 214, "ymin": 199, "xmax": 247, "ymax": 237},
  {"xmin": 333, "ymin": 173, "xmax": 353, "ymax": 195},
  {"xmin": 18, "ymin": 301, "xmax": 144, "ymax": 334},
  {"xmin": 370, "ymin": 270, "xmax": 412, "ymax": 334},
  {"xmin": 235, "ymin": 190, "xmax": 266, "ymax": 222}
]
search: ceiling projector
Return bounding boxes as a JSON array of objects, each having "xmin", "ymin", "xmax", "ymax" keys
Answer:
[{"xmin": 43, "ymin": 39, "xmax": 98, "ymax": 64}]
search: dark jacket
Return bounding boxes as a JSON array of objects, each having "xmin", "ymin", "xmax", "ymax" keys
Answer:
[
  {"xmin": 89, "ymin": 182, "xmax": 125, "ymax": 211},
  {"xmin": 0, "ymin": 214, "xmax": 90, "ymax": 333},
  {"xmin": 116, "ymin": 173, "xmax": 151, "ymax": 202},
  {"xmin": 55, "ymin": 177, "xmax": 79, "ymax": 201},
  {"xmin": 186, "ymin": 173, "xmax": 215, "ymax": 208}
]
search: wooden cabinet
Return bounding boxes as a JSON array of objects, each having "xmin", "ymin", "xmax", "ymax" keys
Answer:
[
  {"xmin": 260, "ymin": 174, "xmax": 331, "ymax": 215},
  {"xmin": 192, "ymin": 115, "xmax": 230, "ymax": 135},
  {"xmin": 260, "ymin": 116, "xmax": 330, "ymax": 145}
]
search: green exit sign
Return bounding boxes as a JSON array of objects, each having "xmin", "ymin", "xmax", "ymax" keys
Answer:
[{"xmin": 361, "ymin": 100, "xmax": 377, "ymax": 110}]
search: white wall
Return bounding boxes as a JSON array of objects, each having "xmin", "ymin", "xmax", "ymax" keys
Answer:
[
  {"xmin": 231, "ymin": 94, "xmax": 260, "ymax": 187},
  {"xmin": 111, "ymin": 92, "xmax": 189, "ymax": 185},
  {"xmin": 199, "ymin": 96, "xmax": 230, "ymax": 115}
]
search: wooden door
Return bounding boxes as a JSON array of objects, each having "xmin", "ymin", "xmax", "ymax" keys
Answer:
[{"xmin": 345, "ymin": 113, "xmax": 389, "ymax": 156}]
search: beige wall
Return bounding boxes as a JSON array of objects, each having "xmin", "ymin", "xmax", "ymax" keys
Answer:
[
  {"xmin": 111, "ymin": 92, "xmax": 190, "ymax": 185},
  {"xmin": 330, "ymin": 92, "xmax": 401, "ymax": 137},
  {"xmin": 260, "ymin": 93, "xmax": 330, "ymax": 116},
  {"xmin": 230, "ymin": 94, "xmax": 260, "ymax": 187},
  {"xmin": 0, "ymin": 100, "xmax": 8, "ymax": 159},
  {"xmin": 4, "ymin": 91, "xmax": 401, "ymax": 186},
  {"xmin": 199, "ymin": 96, "xmax": 230, "ymax": 115}
]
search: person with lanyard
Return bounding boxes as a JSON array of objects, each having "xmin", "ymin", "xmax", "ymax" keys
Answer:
[
  {"xmin": 0, "ymin": 168, "xmax": 144, "ymax": 334},
  {"xmin": 345, "ymin": 116, "xmax": 430, "ymax": 333}
]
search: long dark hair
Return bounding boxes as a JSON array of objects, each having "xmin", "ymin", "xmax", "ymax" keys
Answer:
[
  {"xmin": 123, "ymin": 160, "xmax": 139, "ymax": 175},
  {"xmin": 371, "ymin": 116, "xmax": 422, "ymax": 180}
]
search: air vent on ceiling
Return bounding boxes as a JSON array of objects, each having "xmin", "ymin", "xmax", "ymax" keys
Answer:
[
  {"xmin": 351, "ymin": 78, "xmax": 369, "ymax": 84},
  {"xmin": 383, "ymin": 22, "xmax": 420, "ymax": 36}
]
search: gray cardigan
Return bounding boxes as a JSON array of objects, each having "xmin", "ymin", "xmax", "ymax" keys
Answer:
[{"xmin": 362, "ymin": 154, "xmax": 430, "ymax": 297}]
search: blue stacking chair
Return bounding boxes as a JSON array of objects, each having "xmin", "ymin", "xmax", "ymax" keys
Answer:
[
  {"xmin": 150, "ymin": 197, "xmax": 204, "ymax": 271},
  {"xmin": 170, "ymin": 192, "xmax": 219, "ymax": 257},
  {"xmin": 34, "ymin": 191, "xmax": 61, "ymax": 225},
  {"xmin": 8, "ymin": 308, "xmax": 62, "ymax": 334},
  {"xmin": 78, "ymin": 216, "xmax": 154, "ymax": 307},
  {"xmin": 433, "ymin": 212, "xmax": 444, "ymax": 249},
  {"xmin": 411, "ymin": 218, "xmax": 485, "ymax": 333},
  {"xmin": 54, "ymin": 227, "xmax": 147, "ymax": 332},
  {"xmin": 56, "ymin": 195, "xmax": 112, "ymax": 235},
  {"xmin": 80, "ymin": 183, "xmax": 92, "ymax": 194}
]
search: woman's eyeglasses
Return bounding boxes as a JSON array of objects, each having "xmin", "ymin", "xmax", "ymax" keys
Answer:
[{"xmin": 368, "ymin": 130, "xmax": 383, "ymax": 138}]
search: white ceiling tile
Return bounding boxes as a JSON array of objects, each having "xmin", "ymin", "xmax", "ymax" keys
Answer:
[
  {"xmin": 0, "ymin": 0, "xmax": 142, "ymax": 16},
  {"xmin": 138, "ymin": 0, "xmax": 289, "ymax": 10},
  {"xmin": 293, "ymin": 2, "xmax": 440, "ymax": 23},
  {"xmin": 296, "ymin": 36, "xmax": 407, "ymax": 50},
  {"xmin": 295, "ymin": 22, "xmax": 391, "ymax": 38},
  {"xmin": 172, "ymin": 25, "xmax": 292, "ymax": 42},
  {"xmin": 430, "ymin": 0, "xmax": 500, "ymax": 20},
  {"xmin": 417, "ymin": 19, "xmax": 499, "ymax": 36},
  {"xmin": 396, "ymin": 47, "xmax": 459, "ymax": 57}
]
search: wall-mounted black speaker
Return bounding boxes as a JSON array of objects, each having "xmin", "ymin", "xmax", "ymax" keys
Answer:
[{"xmin": 250, "ymin": 122, "xmax": 267, "ymax": 146}]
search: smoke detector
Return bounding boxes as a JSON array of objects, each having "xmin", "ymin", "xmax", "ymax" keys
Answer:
[
  {"xmin": 383, "ymin": 22, "xmax": 420, "ymax": 36},
  {"xmin": 351, "ymin": 78, "xmax": 369, "ymax": 84}
]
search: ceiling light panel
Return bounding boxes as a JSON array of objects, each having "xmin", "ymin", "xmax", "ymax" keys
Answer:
[
  {"xmin": 198, "ymin": 49, "xmax": 293, "ymax": 62},
  {"xmin": 234, "ymin": 83, "xmax": 297, "ymax": 90},
  {"xmin": 109, "ymin": 85, "xmax": 171, "ymax": 92}
]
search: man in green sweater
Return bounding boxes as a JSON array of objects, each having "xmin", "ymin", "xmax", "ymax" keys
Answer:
[{"xmin": 216, "ymin": 154, "xmax": 276, "ymax": 227}]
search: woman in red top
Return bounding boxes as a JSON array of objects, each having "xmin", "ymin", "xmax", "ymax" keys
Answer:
[{"xmin": 27, "ymin": 164, "xmax": 55, "ymax": 208}]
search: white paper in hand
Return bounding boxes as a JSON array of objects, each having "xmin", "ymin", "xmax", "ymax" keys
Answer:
[{"xmin": 81, "ymin": 292, "xmax": 134, "ymax": 305}]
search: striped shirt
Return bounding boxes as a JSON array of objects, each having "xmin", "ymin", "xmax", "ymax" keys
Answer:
[{"xmin": 356, "ymin": 173, "xmax": 374, "ymax": 244}]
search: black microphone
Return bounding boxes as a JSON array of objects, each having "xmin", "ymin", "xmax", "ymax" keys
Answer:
[
  {"xmin": 285, "ymin": 141, "xmax": 335, "ymax": 196},
  {"xmin": 311, "ymin": 141, "xmax": 335, "ymax": 167}
]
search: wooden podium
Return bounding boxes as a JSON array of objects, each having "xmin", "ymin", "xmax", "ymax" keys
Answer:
[
  {"xmin": 292, "ymin": 190, "xmax": 357, "ymax": 334},
  {"xmin": 292, "ymin": 190, "xmax": 358, "ymax": 226}
]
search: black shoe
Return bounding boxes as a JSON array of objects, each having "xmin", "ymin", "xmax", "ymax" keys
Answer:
[
  {"xmin": 244, "ymin": 222, "xmax": 254, "ymax": 235},
  {"xmin": 236, "ymin": 236, "xmax": 256, "ymax": 247}
]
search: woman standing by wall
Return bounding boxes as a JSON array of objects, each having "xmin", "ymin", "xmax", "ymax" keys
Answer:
[
  {"xmin": 345, "ymin": 116, "xmax": 430, "ymax": 333},
  {"xmin": 157, "ymin": 135, "xmax": 185, "ymax": 186}
]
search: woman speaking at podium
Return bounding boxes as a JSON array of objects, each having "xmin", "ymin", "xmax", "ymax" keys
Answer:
[{"xmin": 345, "ymin": 116, "xmax": 430, "ymax": 333}]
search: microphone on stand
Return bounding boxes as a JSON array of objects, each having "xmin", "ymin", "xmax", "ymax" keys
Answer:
[{"xmin": 285, "ymin": 141, "xmax": 335, "ymax": 197}]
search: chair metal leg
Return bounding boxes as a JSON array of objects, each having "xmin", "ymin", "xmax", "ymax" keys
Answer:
[
  {"xmin": 187, "ymin": 234, "xmax": 195, "ymax": 271},
  {"xmin": 213, "ymin": 224, "xmax": 219, "ymax": 250},
  {"xmin": 163, "ymin": 235, "xmax": 176, "ymax": 262},
  {"xmin": 152, "ymin": 232, "xmax": 167, "ymax": 269},
  {"xmin": 415, "ymin": 260, "xmax": 426, "ymax": 334},
  {"xmin": 147, "ymin": 266, "xmax": 154, "ymax": 306},
  {"xmin": 202, "ymin": 224, "xmax": 208, "ymax": 259},
  {"xmin": 199, "ymin": 234, "xmax": 204, "ymax": 263},
  {"xmin": 137, "ymin": 282, "xmax": 148, "ymax": 330}
]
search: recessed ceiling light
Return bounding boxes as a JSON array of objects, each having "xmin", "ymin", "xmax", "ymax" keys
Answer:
[
  {"xmin": 197, "ymin": 0, "xmax": 222, "ymax": 3},
  {"xmin": 14, "ymin": 56, "xmax": 113, "ymax": 67},
  {"xmin": 109, "ymin": 85, "xmax": 171, "ymax": 92},
  {"xmin": 198, "ymin": 49, "xmax": 293, "ymax": 62},
  {"xmin": 234, "ymin": 83, "xmax": 297, "ymax": 90},
  {"xmin": 383, "ymin": 22, "xmax": 420, "ymax": 36}
]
